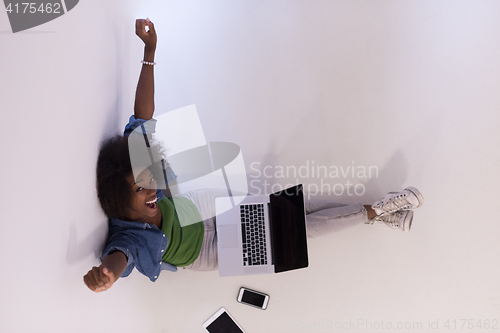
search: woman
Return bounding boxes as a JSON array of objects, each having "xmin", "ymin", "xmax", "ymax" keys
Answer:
[{"xmin": 83, "ymin": 18, "xmax": 424, "ymax": 293}]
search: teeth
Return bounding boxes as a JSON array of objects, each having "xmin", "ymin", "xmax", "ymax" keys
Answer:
[{"xmin": 146, "ymin": 197, "xmax": 158, "ymax": 205}]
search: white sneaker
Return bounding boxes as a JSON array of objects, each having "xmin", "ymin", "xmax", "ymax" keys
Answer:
[
  {"xmin": 366, "ymin": 210, "xmax": 414, "ymax": 232},
  {"xmin": 372, "ymin": 186, "xmax": 424, "ymax": 216}
]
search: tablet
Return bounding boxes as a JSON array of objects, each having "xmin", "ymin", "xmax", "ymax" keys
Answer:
[{"xmin": 203, "ymin": 307, "xmax": 246, "ymax": 333}]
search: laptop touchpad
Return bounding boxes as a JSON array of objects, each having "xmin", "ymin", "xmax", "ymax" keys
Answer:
[{"xmin": 219, "ymin": 225, "xmax": 239, "ymax": 249}]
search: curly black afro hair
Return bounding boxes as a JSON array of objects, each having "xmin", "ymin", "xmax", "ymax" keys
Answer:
[{"xmin": 96, "ymin": 134, "xmax": 167, "ymax": 219}]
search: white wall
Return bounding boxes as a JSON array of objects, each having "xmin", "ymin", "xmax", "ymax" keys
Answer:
[{"xmin": 1, "ymin": 1, "xmax": 499, "ymax": 332}]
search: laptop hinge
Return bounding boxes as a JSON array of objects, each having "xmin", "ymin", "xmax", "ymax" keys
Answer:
[{"xmin": 268, "ymin": 202, "xmax": 275, "ymax": 266}]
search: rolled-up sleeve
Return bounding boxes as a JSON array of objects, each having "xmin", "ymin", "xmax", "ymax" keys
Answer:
[
  {"xmin": 123, "ymin": 115, "xmax": 178, "ymax": 185},
  {"xmin": 100, "ymin": 235, "xmax": 137, "ymax": 278},
  {"xmin": 123, "ymin": 115, "xmax": 157, "ymax": 137}
]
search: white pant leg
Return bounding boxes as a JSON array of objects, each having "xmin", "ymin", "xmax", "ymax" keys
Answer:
[{"xmin": 304, "ymin": 199, "xmax": 368, "ymax": 238}]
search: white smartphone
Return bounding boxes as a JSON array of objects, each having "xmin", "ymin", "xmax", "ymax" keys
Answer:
[
  {"xmin": 237, "ymin": 287, "xmax": 269, "ymax": 310},
  {"xmin": 203, "ymin": 307, "xmax": 246, "ymax": 333}
]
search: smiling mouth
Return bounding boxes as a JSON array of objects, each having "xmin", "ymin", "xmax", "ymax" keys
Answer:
[{"xmin": 145, "ymin": 197, "xmax": 158, "ymax": 209}]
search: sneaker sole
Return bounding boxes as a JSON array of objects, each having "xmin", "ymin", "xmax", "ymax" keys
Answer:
[
  {"xmin": 403, "ymin": 210, "xmax": 414, "ymax": 232},
  {"xmin": 404, "ymin": 186, "xmax": 424, "ymax": 208}
]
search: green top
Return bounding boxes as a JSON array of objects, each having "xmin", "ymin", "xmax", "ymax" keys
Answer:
[{"xmin": 158, "ymin": 196, "xmax": 204, "ymax": 267}]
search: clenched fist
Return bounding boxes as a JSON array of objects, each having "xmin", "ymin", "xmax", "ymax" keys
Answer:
[
  {"xmin": 136, "ymin": 18, "xmax": 157, "ymax": 51},
  {"xmin": 83, "ymin": 264, "xmax": 117, "ymax": 293}
]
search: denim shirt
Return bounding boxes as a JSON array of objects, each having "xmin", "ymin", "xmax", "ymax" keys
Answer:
[{"xmin": 100, "ymin": 115, "xmax": 178, "ymax": 282}]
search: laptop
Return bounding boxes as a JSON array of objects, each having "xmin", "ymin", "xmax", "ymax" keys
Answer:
[{"xmin": 215, "ymin": 184, "xmax": 308, "ymax": 276}]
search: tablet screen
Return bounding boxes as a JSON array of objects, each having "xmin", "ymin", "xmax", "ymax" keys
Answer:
[{"xmin": 206, "ymin": 311, "xmax": 244, "ymax": 333}]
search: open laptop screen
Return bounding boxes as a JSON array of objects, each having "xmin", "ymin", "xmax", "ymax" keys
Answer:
[{"xmin": 269, "ymin": 184, "xmax": 308, "ymax": 273}]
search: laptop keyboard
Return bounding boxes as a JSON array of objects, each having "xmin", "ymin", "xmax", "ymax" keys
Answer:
[{"xmin": 240, "ymin": 204, "xmax": 268, "ymax": 266}]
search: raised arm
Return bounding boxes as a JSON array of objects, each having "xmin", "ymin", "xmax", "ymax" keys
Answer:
[{"xmin": 134, "ymin": 18, "xmax": 157, "ymax": 120}]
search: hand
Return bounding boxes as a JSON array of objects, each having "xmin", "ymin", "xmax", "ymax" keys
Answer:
[
  {"xmin": 136, "ymin": 18, "xmax": 157, "ymax": 51},
  {"xmin": 83, "ymin": 264, "xmax": 117, "ymax": 293}
]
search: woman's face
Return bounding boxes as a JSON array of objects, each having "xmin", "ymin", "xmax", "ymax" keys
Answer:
[{"xmin": 123, "ymin": 167, "xmax": 160, "ymax": 221}]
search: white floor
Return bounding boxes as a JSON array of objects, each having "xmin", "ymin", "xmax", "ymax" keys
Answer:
[{"xmin": 1, "ymin": 1, "xmax": 499, "ymax": 332}]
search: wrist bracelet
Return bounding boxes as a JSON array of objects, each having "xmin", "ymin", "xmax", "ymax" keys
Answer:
[{"xmin": 141, "ymin": 60, "xmax": 156, "ymax": 66}]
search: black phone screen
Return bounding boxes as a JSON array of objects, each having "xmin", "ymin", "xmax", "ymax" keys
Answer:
[{"xmin": 241, "ymin": 290, "xmax": 266, "ymax": 307}]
